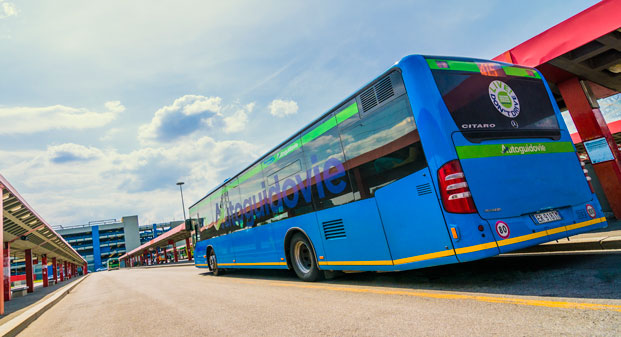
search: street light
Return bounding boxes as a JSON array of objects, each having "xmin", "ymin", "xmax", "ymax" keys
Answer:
[
  {"xmin": 176, "ymin": 182, "xmax": 187, "ymax": 222},
  {"xmin": 176, "ymin": 181, "xmax": 196, "ymax": 246}
]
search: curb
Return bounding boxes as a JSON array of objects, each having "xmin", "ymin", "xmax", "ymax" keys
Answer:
[
  {"xmin": 0, "ymin": 274, "xmax": 89, "ymax": 337},
  {"xmin": 514, "ymin": 236, "xmax": 621, "ymax": 253}
]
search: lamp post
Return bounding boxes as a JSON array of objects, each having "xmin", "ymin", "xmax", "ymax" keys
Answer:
[
  {"xmin": 176, "ymin": 182, "xmax": 194, "ymax": 246},
  {"xmin": 176, "ymin": 182, "xmax": 187, "ymax": 222}
]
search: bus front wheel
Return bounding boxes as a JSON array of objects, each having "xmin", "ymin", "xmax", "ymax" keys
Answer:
[
  {"xmin": 289, "ymin": 233, "xmax": 322, "ymax": 282},
  {"xmin": 209, "ymin": 249, "xmax": 223, "ymax": 276}
]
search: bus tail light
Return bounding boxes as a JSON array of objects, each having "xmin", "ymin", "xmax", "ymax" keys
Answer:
[
  {"xmin": 438, "ymin": 160, "xmax": 477, "ymax": 214},
  {"xmin": 577, "ymin": 155, "xmax": 595, "ymax": 193}
]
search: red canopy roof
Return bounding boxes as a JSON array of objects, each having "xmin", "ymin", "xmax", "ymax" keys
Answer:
[{"xmin": 493, "ymin": 0, "xmax": 621, "ymax": 67}]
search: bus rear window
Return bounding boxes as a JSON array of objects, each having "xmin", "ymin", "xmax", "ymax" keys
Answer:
[{"xmin": 429, "ymin": 62, "xmax": 560, "ymax": 142}]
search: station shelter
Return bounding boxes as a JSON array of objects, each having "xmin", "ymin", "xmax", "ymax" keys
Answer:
[
  {"xmin": 119, "ymin": 221, "xmax": 194, "ymax": 268},
  {"xmin": 1, "ymin": 174, "xmax": 87, "ymax": 315},
  {"xmin": 493, "ymin": 0, "xmax": 621, "ymax": 219}
]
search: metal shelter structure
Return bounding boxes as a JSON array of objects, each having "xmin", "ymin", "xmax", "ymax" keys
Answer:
[
  {"xmin": 119, "ymin": 222, "xmax": 193, "ymax": 267},
  {"xmin": 1, "ymin": 174, "xmax": 87, "ymax": 315},
  {"xmin": 494, "ymin": 0, "xmax": 621, "ymax": 218}
]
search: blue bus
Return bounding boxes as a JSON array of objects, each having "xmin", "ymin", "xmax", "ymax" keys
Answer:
[{"xmin": 189, "ymin": 55, "xmax": 608, "ymax": 281}]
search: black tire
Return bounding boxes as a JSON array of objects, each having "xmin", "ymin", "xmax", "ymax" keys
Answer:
[
  {"xmin": 208, "ymin": 249, "xmax": 223, "ymax": 276},
  {"xmin": 289, "ymin": 233, "xmax": 322, "ymax": 282}
]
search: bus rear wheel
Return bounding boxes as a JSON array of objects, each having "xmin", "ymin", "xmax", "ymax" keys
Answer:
[
  {"xmin": 209, "ymin": 249, "xmax": 222, "ymax": 276},
  {"xmin": 289, "ymin": 233, "xmax": 322, "ymax": 282}
]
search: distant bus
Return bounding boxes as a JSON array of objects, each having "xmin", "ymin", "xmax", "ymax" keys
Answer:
[
  {"xmin": 107, "ymin": 258, "xmax": 119, "ymax": 271},
  {"xmin": 190, "ymin": 55, "xmax": 607, "ymax": 281}
]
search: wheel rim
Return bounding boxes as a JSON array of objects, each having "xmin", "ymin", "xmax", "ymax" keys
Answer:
[
  {"xmin": 209, "ymin": 253, "xmax": 217, "ymax": 271},
  {"xmin": 293, "ymin": 241, "xmax": 312, "ymax": 274}
]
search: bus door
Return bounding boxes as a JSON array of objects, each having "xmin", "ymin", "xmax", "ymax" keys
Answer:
[
  {"xmin": 427, "ymin": 59, "xmax": 593, "ymax": 253},
  {"xmin": 374, "ymin": 167, "xmax": 458, "ymax": 269}
]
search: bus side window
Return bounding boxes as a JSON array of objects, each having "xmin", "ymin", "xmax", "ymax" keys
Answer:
[
  {"xmin": 260, "ymin": 136, "xmax": 315, "ymax": 222},
  {"xmin": 237, "ymin": 163, "xmax": 269, "ymax": 227},
  {"xmin": 301, "ymin": 112, "xmax": 357, "ymax": 211},
  {"xmin": 339, "ymin": 95, "xmax": 427, "ymax": 199}
]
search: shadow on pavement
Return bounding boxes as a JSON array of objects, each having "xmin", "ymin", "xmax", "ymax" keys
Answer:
[{"xmin": 198, "ymin": 252, "xmax": 621, "ymax": 300}]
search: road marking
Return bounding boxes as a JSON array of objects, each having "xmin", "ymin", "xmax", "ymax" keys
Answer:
[{"xmin": 261, "ymin": 281, "xmax": 621, "ymax": 312}]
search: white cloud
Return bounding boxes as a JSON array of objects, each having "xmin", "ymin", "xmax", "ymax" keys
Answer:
[
  {"xmin": 0, "ymin": 134, "xmax": 263, "ymax": 226},
  {"xmin": 268, "ymin": 99, "xmax": 298, "ymax": 117},
  {"xmin": 0, "ymin": 1, "xmax": 17, "ymax": 18},
  {"xmin": 0, "ymin": 101, "xmax": 122, "ymax": 134},
  {"xmin": 138, "ymin": 95, "xmax": 255, "ymax": 144}
]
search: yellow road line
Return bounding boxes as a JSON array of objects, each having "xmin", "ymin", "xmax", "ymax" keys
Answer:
[{"xmin": 266, "ymin": 282, "xmax": 621, "ymax": 312}]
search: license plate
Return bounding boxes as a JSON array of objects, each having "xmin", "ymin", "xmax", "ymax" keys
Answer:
[{"xmin": 533, "ymin": 210, "xmax": 562, "ymax": 224}]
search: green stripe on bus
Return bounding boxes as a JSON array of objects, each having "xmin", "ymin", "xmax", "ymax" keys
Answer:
[
  {"xmin": 456, "ymin": 142, "xmax": 575, "ymax": 159},
  {"xmin": 335, "ymin": 102, "xmax": 358, "ymax": 124},
  {"xmin": 191, "ymin": 102, "xmax": 360, "ymax": 215},
  {"xmin": 427, "ymin": 59, "xmax": 479, "ymax": 73},
  {"xmin": 502, "ymin": 66, "xmax": 541, "ymax": 79}
]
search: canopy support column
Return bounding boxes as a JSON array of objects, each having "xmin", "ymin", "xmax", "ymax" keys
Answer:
[
  {"xmin": 3, "ymin": 242, "xmax": 10, "ymax": 303},
  {"xmin": 186, "ymin": 237, "xmax": 192, "ymax": 261},
  {"xmin": 25, "ymin": 249, "xmax": 34, "ymax": 293},
  {"xmin": 42, "ymin": 255, "xmax": 48, "ymax": 287},
  {"xmin": 559, "ymin": 78, "xmax": 621, "ymax": 219},
  {"xmin": 52, "ymin": 257, "xmax": 57, "ymax": 284}
]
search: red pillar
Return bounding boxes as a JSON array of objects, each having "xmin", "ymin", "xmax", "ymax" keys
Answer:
[
  {"xmin": 63, "ymin": 261, "xmax": 68, "ymax": 281},
  {"xmin": 172, "ymin": 241, "xmax": 179, "ymax": 263},
  {"xmin": 52, "ymin": 257, "xmax": 57, "ymax": 284},
  {"xmin": 0, "ymin": 183, "xmax": 4, "ymax": 315},
  {"xmin": 163, "ymin": 247, "xmax": 168, "ymax": 263},
  {"xmin": 59, "ymin": 262, "xmax": 64, "ymax": 282},
  {"xmin": 42, "ymin": 255, "xmax": 48, "ymax": 287},
  {"xmin": 84, "ymin": 262, "xmax": 88, "ymax": 275},
  {"xmin": 25, "ymin": 249, "xmax": 34, "ymax": 293},
  {"xmin": 185, "ymin": 237, "xmax": 192, "ymax": 261},
  {"xmin": 4, "ymin": 242, "xmax": 10, "ymax": 302},
  {"xmin": 559, "ymin": 78, "xmax": 621, "ymax": 219}
]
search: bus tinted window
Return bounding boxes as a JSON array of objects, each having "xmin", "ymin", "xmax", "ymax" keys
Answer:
[
  {"xmin": 430, "ymin": 68, "xmax": 560, "ymax": 142},
  {"xmin": 237, "ymin": 164, "xmax": 267, "ymax": 227},
  {"xmin": 340, "ymin": 95, "xmax": 426, "ymax": 198},
  {"xmin": 301, "ymin": 112, "xmax": 357, "ymax": 210},
  {"xmin": 261, "ymin": 136, "xmax": 315, "ymax": 222}
]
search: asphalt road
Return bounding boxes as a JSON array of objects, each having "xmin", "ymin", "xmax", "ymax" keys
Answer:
[{"xmin": 19, "ymin": 253, "xmax": 621, "ymax": 336}]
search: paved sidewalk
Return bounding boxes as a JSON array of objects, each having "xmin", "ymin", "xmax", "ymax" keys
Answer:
[{"xmin": 515, "ymin": 218, "xmax": 621, "ymax": 253}]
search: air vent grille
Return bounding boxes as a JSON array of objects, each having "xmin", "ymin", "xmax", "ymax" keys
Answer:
[
  {"xmin": 322, "ymin": 219, "xmax": 346, "ymax": 240},
  {"xmin": 359, "ymin": 75, "xmax": 396, "ymax": 112},
  {"xmin": 416, "ymin": 183, "xmax": 432, "ymax": 196},
  {"xmin": 360, "ymin": 87, "xmax": 377, "ymax": 112},
  {"xmin": 375, "ymin": 76, "xmax": 394, "ymax": 103}
]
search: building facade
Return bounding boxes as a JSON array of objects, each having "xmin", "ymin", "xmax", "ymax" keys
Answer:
[{"xmin": 55, "ymin": 216, "xmax": 141, "ymax": 272}]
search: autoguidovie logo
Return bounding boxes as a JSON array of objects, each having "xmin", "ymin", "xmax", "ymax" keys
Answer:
[{"xmin": 501, "ymin": 144, "xmax": 547, "ymax": 155}]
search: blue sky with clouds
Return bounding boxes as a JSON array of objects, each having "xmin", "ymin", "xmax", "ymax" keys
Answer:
[{"xmin": 0, "ymin": 0, "xmax": 609, "ymax": 226}]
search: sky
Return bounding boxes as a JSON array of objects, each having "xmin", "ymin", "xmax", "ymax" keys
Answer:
[{"xmin": 0, "ymin": 0, "xmax": 612, "ymax": 227}]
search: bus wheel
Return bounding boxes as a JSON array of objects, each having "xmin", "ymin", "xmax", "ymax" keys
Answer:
[
  {"xmin": 290, "ymin": 233, "xmax": 322, "ymax": 282},
  {"xmin": 209, "ymin": 250, "xmax": 222, "ymax": 276}
]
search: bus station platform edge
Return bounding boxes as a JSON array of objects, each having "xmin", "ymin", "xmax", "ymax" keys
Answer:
[{"xmin": 0, "ymin": 274, "xmax": 89, "ymax": 337}]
